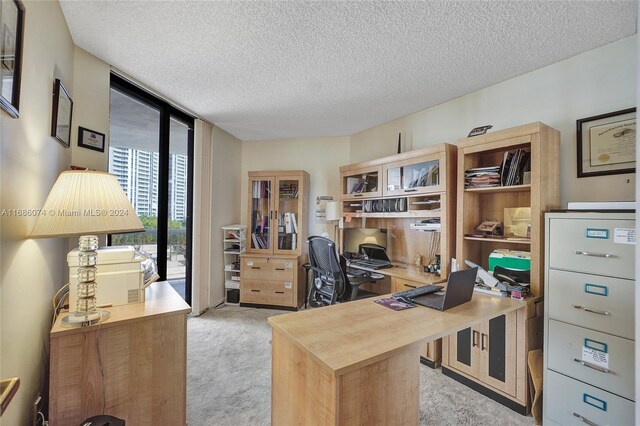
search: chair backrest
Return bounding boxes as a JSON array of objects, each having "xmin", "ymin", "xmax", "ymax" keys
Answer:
[{"xmin": 307, "ymin": 236, "xmax": 346, "ymax": 307}]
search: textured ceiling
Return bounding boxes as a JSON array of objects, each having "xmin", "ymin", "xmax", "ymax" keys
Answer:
[{"xmin": 60, "ymin": 1, "xmax": 637, "ymax": 141}]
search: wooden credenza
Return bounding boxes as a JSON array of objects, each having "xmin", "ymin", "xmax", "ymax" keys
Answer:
[{"xmin": 49, "ymin": 282, "xmax": 191, "ymax": 426}]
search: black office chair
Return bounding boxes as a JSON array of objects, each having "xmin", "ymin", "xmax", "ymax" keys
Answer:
[{"xmin": 307, "ymin": 236, "xmax": 376, "ymax": 307}]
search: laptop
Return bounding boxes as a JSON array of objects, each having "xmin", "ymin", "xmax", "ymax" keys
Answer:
[
  {"xmin": 412, "ymin": 267, "xmax": 478, "ymax": 311},
  {"xmin": 353, "ymin": 244, "xmax": 393, "ymax": 270}
]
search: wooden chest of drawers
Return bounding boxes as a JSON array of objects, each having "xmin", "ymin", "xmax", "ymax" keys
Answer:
[
  {"xmin": 543, "ymin": 211, "xmax": 635, "ymax": 425},
  {"xmin": 240, "ymin": 255, "xmax": 305, "ymax": 309}
]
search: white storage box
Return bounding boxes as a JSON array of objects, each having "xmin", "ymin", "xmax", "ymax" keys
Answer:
[{"xmin": 68, "ymin": 245, "xmax": 144, "ymax": 308}]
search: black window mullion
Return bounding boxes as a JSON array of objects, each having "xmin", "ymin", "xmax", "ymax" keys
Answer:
[
  {"xmin": 157, "ymin": 105, "xmax": 170, "ymax": 281},
  {"xmin": 184, "ymin": 127, "xmax": 194, "ymax": 304}
]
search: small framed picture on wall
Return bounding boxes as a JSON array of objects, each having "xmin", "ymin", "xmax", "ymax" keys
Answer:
[{"xmin": 78, "ymin": 126, "xmax": 106, "ymax": 152}]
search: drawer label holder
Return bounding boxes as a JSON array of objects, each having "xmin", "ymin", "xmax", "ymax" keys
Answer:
[
  {"xmin": 584, "ymin": 283, "xmax": 608, "ymax": 297},
  {"xmin": 585, "ymin": 228, "xmax": 609, "ymax": 239},
  {"xmin": 583, "ymin": 393, "xmax": 607, "ymax": 411}
]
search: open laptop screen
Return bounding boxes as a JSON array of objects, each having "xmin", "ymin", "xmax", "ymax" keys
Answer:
[{"xmin": 361, "ymin": 244, "xmax": 390, "ymax": 262}]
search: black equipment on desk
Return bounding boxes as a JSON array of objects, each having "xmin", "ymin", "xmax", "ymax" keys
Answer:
[
  {"xmin": 392, "ymin": 284, "xmax": 443, "ymax": 299},
  {"xmin": 351, "ymin": 244, "xmax": 393, "ymax": 270},
  {"xmin": 412, "ymin": 267, "xmax": 478, "ymax": 311}
]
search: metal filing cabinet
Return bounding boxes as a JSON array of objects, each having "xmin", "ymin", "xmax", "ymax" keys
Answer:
[{"xmin": 544, "ymin": 211, "xmax": 635, "ymax": 425}]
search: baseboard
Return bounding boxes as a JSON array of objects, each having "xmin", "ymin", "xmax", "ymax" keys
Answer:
[
  {"xmin": 442, "ymin": 367, "xmax": 528, "ymax": 415},
  {"xmin": 420, "ymin": 356, "xmax": 437, "ymax": 369},
  {"xmin": 239, "ymin": 302, "xmax": 298, "ymax": 311}
]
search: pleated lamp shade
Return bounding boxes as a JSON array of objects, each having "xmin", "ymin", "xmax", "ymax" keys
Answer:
[
  {"xmin": 325, "ymin": 201, "xmax": 341, "ymax": 221},
  {"xmin": 31, "ymin": 170, "xmax": 144, "ymax": 238}
]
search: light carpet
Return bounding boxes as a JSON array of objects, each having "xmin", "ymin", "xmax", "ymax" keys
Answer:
[{"xmin": 187, "ymin": 305, "xmax": 535, "ymax": 426}]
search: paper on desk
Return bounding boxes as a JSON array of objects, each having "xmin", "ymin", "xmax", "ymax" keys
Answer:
[{"xmin": 374, "ymin": 297, "xmax": 415, "ymax": 311}]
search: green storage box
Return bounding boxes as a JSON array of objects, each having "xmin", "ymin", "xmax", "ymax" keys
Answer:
[{"xmin": 488, "ymin": 249, "xmax": 530, "ymax": 271}]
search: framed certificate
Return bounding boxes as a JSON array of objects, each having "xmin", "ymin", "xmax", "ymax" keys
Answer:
[
  {"xmin": 577, "ymin": 108, "xmax": 636, "ymax": 178},
  {"xmin": 78, "ymin": 126, "xmax": 105, "ymax": 152},
  {"xmin": 51, "ymin": 79, "xmax": 73, "ymax": 147}
]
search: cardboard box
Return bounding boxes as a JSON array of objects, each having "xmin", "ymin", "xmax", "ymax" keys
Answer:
[{"xmin": 488, "ymin": 249, "xmax": 530, "ymax": 271}]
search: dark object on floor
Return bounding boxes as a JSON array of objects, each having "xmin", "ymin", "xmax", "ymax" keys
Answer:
[{"xmin": 80, "ymin": 415, "xmax": 125, "ymax": 426}]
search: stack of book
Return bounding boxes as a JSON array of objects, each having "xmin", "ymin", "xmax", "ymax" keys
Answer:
[
  {"xmin": 277, "ymin": 212, "xmax": 298, "ymax": 250},
  {"xmin": 251, "ymin": 233, "xmax": 269, "ymax": 249},
  {"xmin": 464, "ymin": 166, "xmax": 501, "ymax": 188},
  {"xmin": 500, "ymin": 149, "xmax": 531, "ymax": 186}
]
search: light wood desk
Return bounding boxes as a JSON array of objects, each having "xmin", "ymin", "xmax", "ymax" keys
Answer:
[
  {"xmin": 269, "ymin": 292, "xmax": 527, "ymax": 425},
  {"xmin": 49, "ymin": 282, "xmax": 191, "ymax": 426}
]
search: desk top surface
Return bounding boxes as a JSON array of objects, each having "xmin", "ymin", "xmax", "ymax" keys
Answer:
[
  {"xmin": 269, "ymin": 293, "xmax": 528, "ymax": 375},
  {"xmin": 51, "ymin": 281, "xmax": 191, "ymax": 337},
  {"xmin": 349, "ymin": 262, "xmax": 445, "ymax": 284}
]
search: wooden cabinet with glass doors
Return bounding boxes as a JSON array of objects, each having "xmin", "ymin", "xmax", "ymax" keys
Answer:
[
  {"xmin": 247, "ymin": 170, "xmax": 310, "ymax": 256},
  {"xmin": 242, "ymin": 170, "xmax": 310, "ymax": 309}
]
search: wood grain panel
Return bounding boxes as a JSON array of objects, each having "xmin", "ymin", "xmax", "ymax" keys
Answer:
[
  {"xmin": 49, "ymin": 282, "xmax": 189, "ymax": 426},
  {"xmin": 272, "ymin": 328, "xmax": 337, "ymax": 425},
  {"xmin": 338, "ymin": 344, "xmax": 420, "ymax": 425}
]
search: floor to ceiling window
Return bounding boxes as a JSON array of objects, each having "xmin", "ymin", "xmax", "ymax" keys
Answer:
[{"xmin": 108, "ymin": 73, "xmax": 194, "ymax": 304}]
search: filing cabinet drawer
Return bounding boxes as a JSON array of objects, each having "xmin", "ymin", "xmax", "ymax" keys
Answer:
[
  {"xmin": 547, "ymin": 319, "xmax": 634, "ymax": 400},
  {"xmin": 544, "ymin": 370, "xmax": 635, "ymax": 426},
  {"xmin": 241, "ymin": 279, "xmax": 294, "ymax": 306},
  {"xmin": 548, "ymin": 218, "xmax": 634, "ymax": 279},
  {"xmin": 242, "ymin": 257, "xmax": 296, "ymax": 281},
  {"xmin": 547, "ymin": 269, "xmax": 635, "ymax": 339}
]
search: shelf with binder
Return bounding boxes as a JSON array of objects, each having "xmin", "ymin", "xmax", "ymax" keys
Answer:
[
  {"xmin": 341, "ymin": 193, "xmax": 444, "ymax": 219},
  {"xmin": 456, "ymin": 122, "xmax": 559, "ymax": 298}
]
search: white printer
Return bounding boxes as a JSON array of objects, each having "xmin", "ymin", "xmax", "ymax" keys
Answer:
[{"xmin": 68, "ymin": 245, "xmax": 144, "ymax": 309}]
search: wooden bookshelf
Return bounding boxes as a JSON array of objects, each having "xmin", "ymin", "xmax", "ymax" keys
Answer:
[{"xmin": 456, "ymin": 122, "xmax": 560, "ymax": 297}]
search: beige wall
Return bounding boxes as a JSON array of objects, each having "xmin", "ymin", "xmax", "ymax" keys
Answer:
[
  {"xmin": 0, "ymin": 2, "xmax": 75, "ymax": 425},
  {"xmin": 70, "ymin": 46, "xmax": 111, "ymax": 171},
  {"xmin": 211, "ymin": 126, "xmax": 243, "ymax": 305},
  {"xmin": 351, "ymin": 35, "xmax": 637, "ymax": 207},
  {"xmin": 241, "ymin": 136, "xmax": 350, "ymax": 240}
]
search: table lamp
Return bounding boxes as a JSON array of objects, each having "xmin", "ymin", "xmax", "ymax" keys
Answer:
[{"xmin": 31, "ymin": 170, "xmax": 144, "ymax": 326}]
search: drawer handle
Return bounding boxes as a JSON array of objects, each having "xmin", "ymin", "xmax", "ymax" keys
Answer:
[
  {"xmin": 405, "ymin": 284, "xmax": 416, "ymax": 289},
  {"xmin": 275, "ymin": 268, "xmax": 285, "ymax": 271},
  {"xmin": 251, "ymin": 266, "xmax": 261, "ymax": 270},
  {"xmin": 275, "ymin": 291, "xmax": 285, "ymax": 294},
  {"xmin": 572, "ymin": 412, "xmax": 599, "ymax": 426},
  {"xmin": 572, "ymin": 305, "xmax": 611, "ymax": 316},
  {"xmin": 250, "ymin": 289, "xmax": 260, "ymax": 293},
  {"xmin": 575, "ymin": 250, "xmax": 615, "ymax": 258},
  {"xmin": 573, "ymin": 358, "xmax": 612, "ymax": 374},
  {"xmin": 352, "ymin": 194, "xmax": 362, "ymax": 197},
  {"xmin": 404, "ymin": 189, "xmax": 418, "ymax": 192}
]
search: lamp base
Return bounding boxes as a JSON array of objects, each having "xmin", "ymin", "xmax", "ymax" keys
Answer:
[{"xmin": 60, "ymin": 309, "xmax": 111, "ymax": 327}]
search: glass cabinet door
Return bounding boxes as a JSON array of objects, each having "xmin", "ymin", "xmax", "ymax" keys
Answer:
[
  {"xmin": 274, "ymin": 176, "xmax": 301, "ymax": 255},
  {"xmin": 384, "ymin": 155, "xmax": 442, "ymax": 197},
  {"xmin": 340, "ymin": 165, "xmax": 382, "ymax": 199},
  {"xmin": 249, "ymin": 177, "xmax": 273, "ymax": 252}
]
